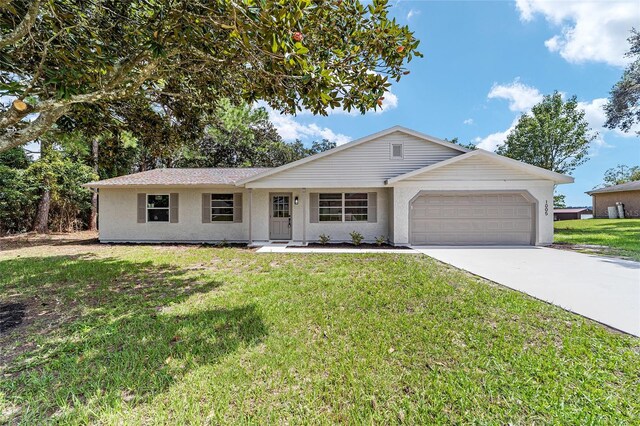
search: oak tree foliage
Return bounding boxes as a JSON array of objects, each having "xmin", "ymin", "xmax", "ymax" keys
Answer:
[
  {"xmin": 0, "ymin": 0, "xmax": 421, "ymax": 151},
  {"xmin": 605, "ymin": 29, "xmax": 640, "ymax": 136}
]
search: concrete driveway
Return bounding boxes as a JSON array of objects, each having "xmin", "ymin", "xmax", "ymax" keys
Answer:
[{"xmin": 414, "ymin": 246, "xmax": 640, "ymax": 337}]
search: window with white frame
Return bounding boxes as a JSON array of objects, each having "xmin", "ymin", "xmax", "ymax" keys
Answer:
[
  {"xmin": 319, "ymin": 193, "xmax": 368, "ymax": 222},
  {"xmin": 147, "ymin": 194, "xmax": 170, "ymax": 222},
  {"xmin": 211, "ymin": 194, "xmax": 234, "ymax": 221}
]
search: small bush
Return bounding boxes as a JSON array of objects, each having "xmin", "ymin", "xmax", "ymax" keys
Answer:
[
  {"xmin": 318, "ymin": 233, "xmax": 331, "ymax": 245},
  {"xmin": 218, "ymin": 239, "xmax": 229, "ymax": 247},
  {"xmin": 375, "ymin": 235, "xmax": 387, "ymax": 246},
  {"xmin": 349, "ymin": 231, "xmax": 364, "ymax": 246}
]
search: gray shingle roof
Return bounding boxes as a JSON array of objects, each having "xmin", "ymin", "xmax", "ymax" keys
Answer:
[
  {"xmin": 554, "ymin": 208, "xmax": 591, "ymax": 213},
  {"xmin": 586, "ymin": 180, "xmax": 640, "ymax": 195},
  {"xmin": 85, "ymin": 168, "xmax": 272, "ymax": 187}
]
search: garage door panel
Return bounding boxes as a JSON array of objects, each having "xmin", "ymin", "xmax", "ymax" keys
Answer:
[{"xmin": 410, "ymin": 193, "xmax": 534, "ymax": 245}]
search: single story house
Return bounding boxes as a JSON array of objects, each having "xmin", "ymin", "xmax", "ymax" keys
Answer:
[
  {"xmin": 553, "ymin": 207, "xmax": 593, "ymax": 221},
  {"xmin": 586, "ymin": 181, "xmax": 640, "ymax": 219},
  {"xmin": 86, "ymin": 126, "xmax": 573, "ymax": 246}
]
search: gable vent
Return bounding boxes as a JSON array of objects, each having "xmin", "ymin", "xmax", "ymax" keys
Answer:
[{"xmin": 391, "ymin": 143, "xmax": 404, "ymax": 159}]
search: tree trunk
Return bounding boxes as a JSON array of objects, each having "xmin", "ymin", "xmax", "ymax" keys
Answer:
[
  {"xmin": 33, "ymin": 188, "xmax": 51, "ymax": 234},
  {"xmin": 32, "ymin": 139, "xmax": 52, "ymax": 234},
  {"xmin": 89, "ymin": 137, "xmax": 99, "ymax": 231}
]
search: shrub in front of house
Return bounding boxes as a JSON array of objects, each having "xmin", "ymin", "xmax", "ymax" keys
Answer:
[{"xmin": 349, "ymin": 231, "xmax": 364, "ymax": 246}]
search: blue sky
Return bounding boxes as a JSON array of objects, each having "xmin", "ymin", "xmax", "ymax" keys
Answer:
[{"xmin": 265, "ymin": 0, "xmax": 640, "ymax": 207}]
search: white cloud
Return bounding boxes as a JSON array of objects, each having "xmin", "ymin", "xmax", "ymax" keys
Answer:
[
  {"xmin": 515, "ymin": 0, "xmax": 639, "ymax": 66},
  {"xmin": 380, "ymin": 91, "xmax": 399, "ymax": 111},
  {"xmin": 463, "ymin": 118, "xmax": 474, "ymax": 125},
  {"xmin": 474, "ymin": 118, "xmax": 518, "ymax": 151},
  {"xmin": 487, "ymin": 79, "xmax": 543, "ymax": 112},
  {"xmin": 578, "ymin": 97, "xmax": 639, "ymax": 139},
  {"xmin": 407, "ymin": 9, "xmax": 420, "ymax": 20},
  {"xmin": 260, "ymin": 104, "xmax": 352, "ymax": 145}
]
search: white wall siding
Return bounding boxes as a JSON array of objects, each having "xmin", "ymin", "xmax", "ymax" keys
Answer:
[
  {"xmin": 247, "ymin": 131, "xmax": 462, "ymax": 188},
  {"xmin": 406, "ymin": 155, "xmax": 541, "ymax": 181},
  {"xmin": 98, "ymin": 187, "xmax": 249, "ymax": 242}
]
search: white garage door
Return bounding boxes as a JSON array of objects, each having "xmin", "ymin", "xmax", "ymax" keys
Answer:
[{"xmin": 410, "ymin": 193, "xmax": 534, "ymax": 245}]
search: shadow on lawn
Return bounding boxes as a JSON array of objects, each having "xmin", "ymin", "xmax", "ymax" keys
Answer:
[{"xmin": 0, "ymin": 254, "xmax": 267, "ymax": 424}]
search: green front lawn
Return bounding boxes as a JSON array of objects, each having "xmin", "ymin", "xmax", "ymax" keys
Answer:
[
  {"xmin": 554, "ymin": 219, "xmax": 640, "ymax": 261},
  {"xmin": 0, "ymin": 242, "xmax": 638, "ymax": 424}
]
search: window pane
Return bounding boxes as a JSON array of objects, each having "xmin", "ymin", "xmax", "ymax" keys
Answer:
[
  {"xmin": 319, "ymin": 193, "xmax": 341, "ymax": 200},
  {"xmin": 148, "ymin": 208, "xmax": 169, "ymax": 222},
  {"xmin": 212, "ymin": 194, "xmax": 233, "ymax": 201},
  {"xmin": 345, "ymin": 214, "xmax": 368, "ymax": 221},
  {"xmin": 345, "ymin": 200, "xmax": 368, "ymax": 207},
  {"xmin": 345, "ymin": 193, "xmax": 367, "ymax": 200},
  {"xmin": 319, "ymin": 207, "xmax": 342, "ymax": 215},
  {"xmin": 148, "ymin": 194, "xmax": 169, "ymax": 208},
  {"xmin": 319, "ymin": 200, "xmax": 342, "ymax": 207},
  {"xmin": 212, "ymin": 200, "xmax": 234, "ymax": 208},
  {"xmin": 212, "ymin": 194, "xmax": 234, "ymax": 209},
  {"xmin": 212, "ymin": 214, "xmax": 233, "ymax": 222},
  {"xmin": 212, "ymin": 208, "xmax": 234, "ymax": 215},
  {"xmin": 319, "ymin": 215, "xmax": 342, "ymax": 222},
  {"xmin": 344, "ymin": 207, "xmax": 367, "ymax": 214}
]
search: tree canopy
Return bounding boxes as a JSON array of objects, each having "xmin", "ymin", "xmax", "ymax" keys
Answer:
[
  {"xmin": 0, "ymin": 0, "xmax": 420, "ymax": 152},
  {"xmin": 0, "ymin": 98, "xmax": 337, "ymax": 234},
  {"xmin": 605, "ymin": 29, "xmax": 640, "ymax": 136},
  {"xmin": 176, "ymin": 99, "xmax": 336, "ymax": 168},
  {"xmin": 496, "ymin": 92, "xmax": 596, "ymax": 175},
  {"xmin": 600, "ymin": 164, "xmax": 640, "ymax": 187}
]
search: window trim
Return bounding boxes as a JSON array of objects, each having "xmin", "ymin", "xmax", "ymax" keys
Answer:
[
  {"xmin": 211, "ymin": 193, "xmax": 235, "ymax": 222},
  {"xmin": 319, "ymin": 193, "xmax": 368, "ymax": 222},
  {"xmin": 390, "ymin": 143, "xmax": 404, "ymax": 159},
  {"xmin": 147, "ymin": 193, "xmax": 170, "ymax": 223}
]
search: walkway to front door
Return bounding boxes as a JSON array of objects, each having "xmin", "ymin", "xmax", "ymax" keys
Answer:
[{"xmin": 269, "ymin": 193, "xmax": 292, "ymax": 240}]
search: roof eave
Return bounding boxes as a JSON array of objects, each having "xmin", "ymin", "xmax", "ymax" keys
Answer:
[
  {"xmin": 83, "ymin": 183, "xmax": 243, "ymax": 189},
  {"xmin": 387, "ymin": 149, "xmax": 574, "ymax": 184}
]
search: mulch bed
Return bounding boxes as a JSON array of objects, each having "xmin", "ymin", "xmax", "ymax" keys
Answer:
[{"xmin": 304, "ymin": 243, "xmax": 412, "ymax": 250}]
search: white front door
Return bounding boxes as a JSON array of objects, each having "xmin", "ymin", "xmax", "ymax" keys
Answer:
[{"xmin": 269, "ymin": 193, "xmax": 292, "ymax": 240}]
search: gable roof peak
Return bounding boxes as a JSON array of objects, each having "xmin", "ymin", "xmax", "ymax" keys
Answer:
[{"xmin": 236, "ymin": 125, "xmax": 469, "ymax": 185}]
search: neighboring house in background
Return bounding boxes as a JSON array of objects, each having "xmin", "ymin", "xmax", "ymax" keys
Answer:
[
  {"xmin": 553, "ymin": 208, "xmax": 593, "ymax": 221},
  {"xmin": 586, "ymin": 181, "xmax": 640, "ymax": 219},
  {"xmin": 85, "ymin": 126, "xmax": 573, "ymax": 246}
]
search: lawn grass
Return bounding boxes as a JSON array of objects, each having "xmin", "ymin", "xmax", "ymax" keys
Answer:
[
  {"xmin": 0, "ymin": 242, "xmax": 639, "ymax": 424},
  {"xmin": 554, "ymin": 218, "xmax": 640, "ymax": 261}
]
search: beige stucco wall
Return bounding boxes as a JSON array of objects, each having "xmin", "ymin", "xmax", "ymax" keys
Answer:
[
  {"xmin": 390, "ymin": 180, "xmax": 556, "ymax": 245},
  {"xmin": 99, "ymin": 187, "xmax": 391, "ymax": 244},
  {"xmin": 98, "ymin": 187, "xmax": 250, "ymax": 242},
  {"xmin": 249, "ymin": 188, "xmax": 390, "ymax": 243},
  {"xmin": 592, "ymin": 191, "xmax": 640, "ymax": 218},
  {"xmin": 98, "ymin": 182, "xmax": 556, "ymax": 245}
]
